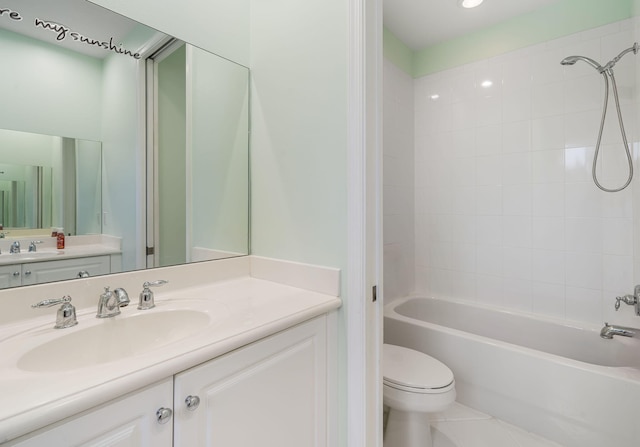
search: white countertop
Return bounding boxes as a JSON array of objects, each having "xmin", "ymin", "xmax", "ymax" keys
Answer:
[
  {"xmin": 0, "ymin": 235, "xmax": 121, "ymax": 266},
  {"xmin": 0, "ymin": 275, "xmax": 341, "ymax": 442}
]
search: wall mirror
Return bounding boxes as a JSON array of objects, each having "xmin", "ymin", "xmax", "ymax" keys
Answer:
[
  {"xmin": 0, "ymin": 0, "xmax": 249, "ymax": 286},
  {"xmin": 0, "ymin": 130, "xmax": 102, "ymax": 235}
]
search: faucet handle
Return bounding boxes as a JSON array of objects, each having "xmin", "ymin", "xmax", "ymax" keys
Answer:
[
  {"xmin": 32, "ymin": 295, "xmax": 72, "ymax": 308},
  {"xmin": 615, "ymin": 294, "xmax": 638, "ymax": 311},
  {"xmin": 32, "ymin": 296, "xmax": 77, "ymax": 329},
  {"xmin": 138, "ymin": 280, "xmax": 168, "ymax": 310},
  {"xmin": 144, "ymin": 280, "xmax": 168, "ymax": 288}
]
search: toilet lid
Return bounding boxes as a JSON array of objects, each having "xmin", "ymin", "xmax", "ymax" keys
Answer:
[{"xmin": 383, "ymin": 344, "xmax": 454, "ymax": 390}]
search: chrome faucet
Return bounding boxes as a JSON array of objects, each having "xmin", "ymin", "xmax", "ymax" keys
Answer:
[
  {"xmin": 600, "ymin": 322, "xmax": 638, "ymax": 339},
  {"xmin": 32, "ymin": 296, "xmax": 78, "ymax": 329},
  {"xmin": 9, "ymin": 241, "xmax": 20, "ymax": 253},
  {"xmin": 96, "ymin": 287, "xmax": 130, "ymax": 318},
  {"xmin": 138, "ymin": 280, "xmax": 168, "ymax": 310},
  {"xmin": 28, "ymin": 241, "xmax": 42, "ymax": 252}
]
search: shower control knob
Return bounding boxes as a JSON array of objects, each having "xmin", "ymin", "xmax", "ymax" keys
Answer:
[
  {"xmin": 185, "ymin": 395, "xmax": 200, "ymax": 411},
  {"xmin": 156, "ymin": 407, "xmax": 173, "ymax": 424}
]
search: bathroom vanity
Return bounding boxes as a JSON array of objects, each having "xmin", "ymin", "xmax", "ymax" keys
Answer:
[
  {"xmin": 0, "ymin": 235, "xmax": 122, "ymax": 289},
  {"xmin": 0, "ymin": 256, "xmax": 341, "ymax": 446}
]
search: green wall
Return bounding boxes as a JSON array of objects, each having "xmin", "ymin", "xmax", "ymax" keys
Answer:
[
  {"xmin": 157, "ymin": 45, "xmax": 187, "ymax": 267},
  {"xmin": 385, "ymin": 0, "xmax": 634, "ymax": 78}
]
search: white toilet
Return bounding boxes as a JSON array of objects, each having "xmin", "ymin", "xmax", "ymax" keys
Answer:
[{"xmin": 383, "ymin": 344, "xmax": 456, "ymax": 447}]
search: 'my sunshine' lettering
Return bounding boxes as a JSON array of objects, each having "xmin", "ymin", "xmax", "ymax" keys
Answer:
[
  {"xmin": 34, "ymin": 18, "xmax": 141, "ymax": 59},
  {"xmin": 0, "ymin": 7, "xmax": 140, "ymax": 59}
]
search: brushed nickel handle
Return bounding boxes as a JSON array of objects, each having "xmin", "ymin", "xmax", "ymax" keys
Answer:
[
  {"xmin": 156, "ymin": 407, "xmax": 173, "ymax": 424},
  {"xmin": 24, "ymin": 270, "xmax": 31, "ymax": 276},
  {"xmin": 185, "ymin": 395, "xmax": 200, "ymax": 411},
  {"xmin": 12, "ymin": 271, "xmax": 20, "ymax": 277}
]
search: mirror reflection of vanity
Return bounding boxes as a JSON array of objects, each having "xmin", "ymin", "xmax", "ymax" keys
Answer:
[{"xmin": 0, "ymin": 0, "xmax": 249, "ymax": 288}]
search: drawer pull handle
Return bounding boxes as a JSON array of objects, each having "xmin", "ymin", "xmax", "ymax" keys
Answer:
[
  {"xmin": 12, "ymin": 271, "xmax": 20, "ymax": 277},
  {"xmin": 185, "ymin": 395, "xmax": 200, "ymax": 411},
  {"xmin": 156, "ymin": 407, "xmax": 172, "ymax": 424}
]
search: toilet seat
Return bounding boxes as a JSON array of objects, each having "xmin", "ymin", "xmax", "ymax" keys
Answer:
[{"xmin": 383, "ymin": 344, "xmax": 454, "ymax": 394}]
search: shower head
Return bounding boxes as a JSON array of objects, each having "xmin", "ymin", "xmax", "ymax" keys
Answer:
[{"xmin": 560, "ymin": 55, "xmax": 603, "ymax": 71}]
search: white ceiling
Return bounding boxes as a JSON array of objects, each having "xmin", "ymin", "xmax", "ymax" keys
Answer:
[{"xmin": 384, "ymin": 0, "xmax": 562, "ymax": 50}]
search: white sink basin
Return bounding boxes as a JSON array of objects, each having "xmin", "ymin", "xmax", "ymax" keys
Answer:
[
  {"xmin": 6, "ymin": 251, "xmax": 61, "ymax": 261},
  {"xmin": 17, "ymin": 309, "xmax": 210, "ymax": 372}
]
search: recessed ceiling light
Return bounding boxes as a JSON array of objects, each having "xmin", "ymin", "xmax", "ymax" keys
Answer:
[
  {"xmin": 481, "ymin": 80, "xmax": 493, "ymax": 88},
  {"xmin": 459, "ymin": 0, "xmax": 484, "ymax": 8}
]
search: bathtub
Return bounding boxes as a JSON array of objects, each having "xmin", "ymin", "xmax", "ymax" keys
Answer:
[{"xmin": 384, "ymin": 296, "xmax": 640, "ymax": 447}]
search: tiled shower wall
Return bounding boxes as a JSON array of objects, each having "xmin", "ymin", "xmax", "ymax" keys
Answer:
[
  {"xmin": 390, "ymin": 18, "xmax": 640, "ymax": 326},
  {"xmin": 383, "ymin": 58, "xmax": 415, "ymax": 301}
]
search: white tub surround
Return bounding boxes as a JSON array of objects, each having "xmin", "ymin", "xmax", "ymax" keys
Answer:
[
  {"xmin": 0, "ymin": 256, "xmax": 341, "ymax": 443},
  {"xmin": 0, "ymin": 234, "xmax": 122, "ymax": 266},
  {"xmin": 385, "ymin": 296, "xmax": 640, "ymax": 447}
]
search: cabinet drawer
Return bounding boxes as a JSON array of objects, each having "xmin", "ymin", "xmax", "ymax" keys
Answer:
[{"xmin": 22, "ymin": 255, "xmax": 110, "ymax": 285}]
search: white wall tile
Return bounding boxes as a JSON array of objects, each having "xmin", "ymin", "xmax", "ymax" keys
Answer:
[
  {"xmin": 503, "ymin": 247, "xmax": 532, "ymax": 280},
  {"xmin": 476, "ymin": 274, "xmax": 504, "ymax": 306},
  {"xmin": 565, "ymin": 252, "xmax": 602, "ymax": 289},
  {"xmin": 531, "ymin": 81, "xmax": 564, "ymax": 118},
  {"xmin": 503, "ymin": 121, "xmax": 532, "ymax": 153},
  {"xmin": 532, "ymin": 249, "xmax": 565, "ymax": 284},
  {"xmin": 602, "ymin": 254, "xmax": 633, "ymax": 293},
  {"xmin": 532, "ymin": 217, "xmax": 565, "ymax": 250},
  {"xmin": 476, "ymin": 124, "xmax": 502, "ymax": 155},
  {"xmin": 503, "ymin": 88, "xmax": 532, "ymax": 123},
  {"xmin": 532, "ymin": 149, "xmax": 565, "ymax": 183},
  {"xmin": 502, "ymin": 215, "xmax": 532, "ymax": 247},
  {"xmin": 564, "ymin": 218, "xmax": 603, "ymax": 253},
  {"xmin": 503, "ymin": 278, "xmax": 533, "ymax": 312},
  {"xmin": 532, "ymin": 116, "xmax": 564, "ymax": 150},
  {"xmin": 532, "ymin": 183, "xmax": 565, "ymax": 216},
  {"xmin": 476, "ymin": 155, "xmax": 503, "ymax": 185},
  {"xmin": 392, "ymin": 19, "xmax": 640, "ymax": 325},
  {"xmin": 603, "ymin": 218, "xmax": 633, "ymax": 255},
  {"xmin": 565, "ymin": 286, "xmax": 602, "ymax": 323},
  {"xmin": 477, "ymin": 245, "xmax": 503, "ymax": 276},
  {"xmin": 502, "ymin": 152, "xmax": 532, "ymax": 185},
  {"xmin": 476, "ymin": 216, "xmax": 503, "ymax": 245},
  {"xmin": 564, "ymin": 147, "xmax": 595, "ymax": 183},
  {"xmin": 532, "ymin": 281, "xmax": 565, "ymax": 318},
  {"xmin": 502, "ymin": 184, "xmax": 532, "ymax": 216},
  {"xmin": 565, "ymin": 182, "xmax": 602, "ymax": 218}
]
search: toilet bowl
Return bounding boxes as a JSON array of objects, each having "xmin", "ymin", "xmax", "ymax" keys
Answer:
[{"xmin": 383, "ymin": 344, "xmax": 455, "ymax": 447}]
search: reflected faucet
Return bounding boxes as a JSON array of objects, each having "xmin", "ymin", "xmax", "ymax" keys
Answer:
[
  {"xmin": 9, "ymin": 241, "xmax": 20, "ymax": 254},
  {"xmin": 600, "ymin": 322, "xmax": 637, "ymax": 339}
]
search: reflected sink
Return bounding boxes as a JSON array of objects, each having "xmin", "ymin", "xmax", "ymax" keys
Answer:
[
  {"xmin": 7, "ymin": 251, "xmax": 60, "ymax": 261},
  {"xmin": 17, "ymin": 309, "xmax": 210, "ymax": 372}
]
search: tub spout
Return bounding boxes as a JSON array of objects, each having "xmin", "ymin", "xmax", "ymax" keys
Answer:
[{"xmin": 600, "ymin": 322, "xmax": 637, "ymax": 339}]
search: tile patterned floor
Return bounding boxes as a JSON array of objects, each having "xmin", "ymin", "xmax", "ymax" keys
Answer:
[
  {"xmin": 384, "ymin": 402, "xmax": 565, "ymax": 447},
  {"xmin": 427, "ymin": 403, "xmax": 564, "ymax": 447}
]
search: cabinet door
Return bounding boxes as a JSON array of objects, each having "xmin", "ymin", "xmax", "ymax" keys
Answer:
[
  {"xmin": 6, "ymin": 379, "xmax": 173, "ymax": 447},
  {"xmin": 22, "ymin": 256, "xmax": 110, "ymax": 286},
  {"xmin": 0, "ymin": 264, "xmax": 22, "ymax": 289},
  {"xmin": 174, "ymin": 317, "xmax": 328, "ymax": 447}
]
